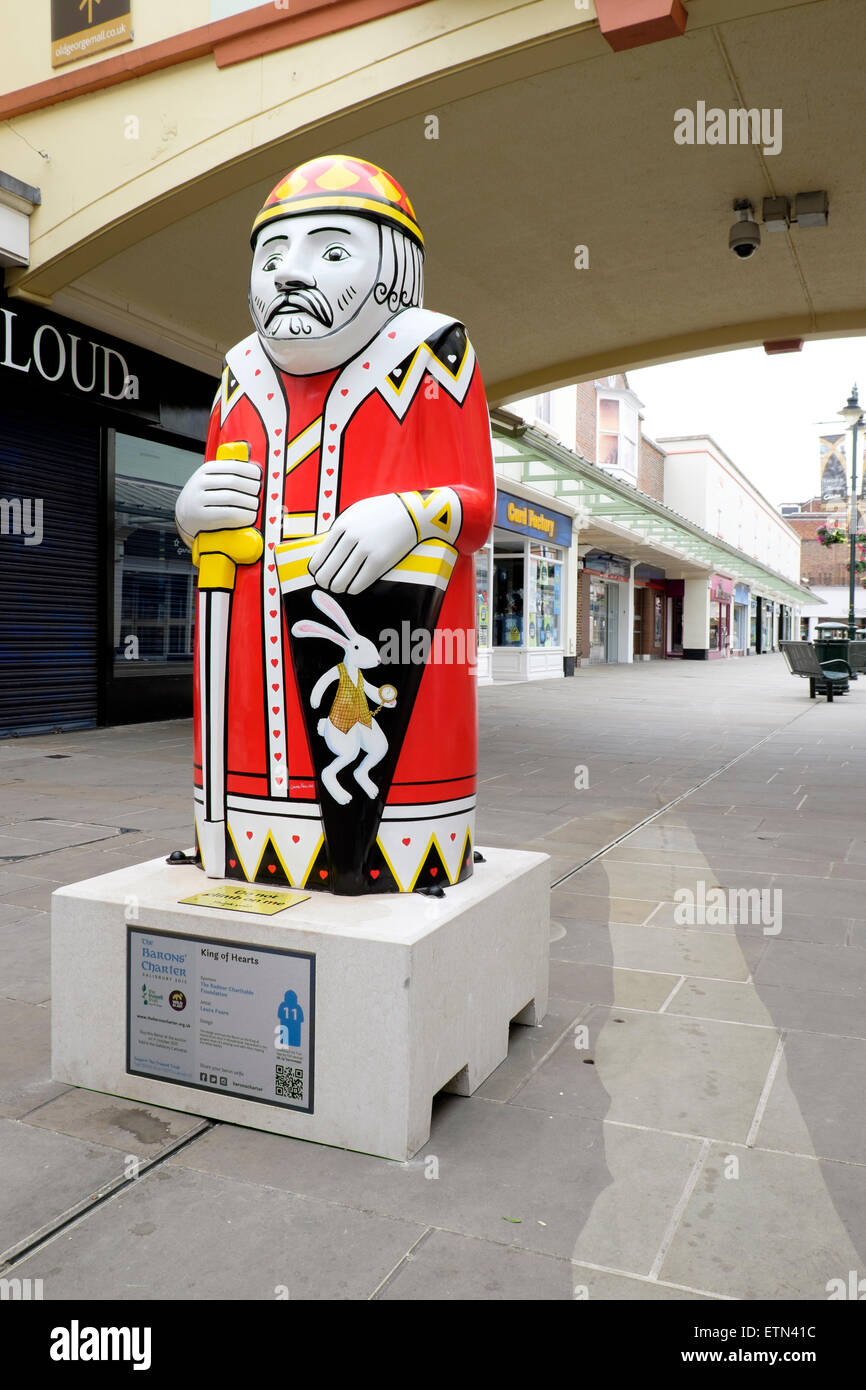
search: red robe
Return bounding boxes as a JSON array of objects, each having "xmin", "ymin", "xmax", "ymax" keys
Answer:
[{"xmin": 193, "ymin": 308, "xmax": 495, "ymax": 892}]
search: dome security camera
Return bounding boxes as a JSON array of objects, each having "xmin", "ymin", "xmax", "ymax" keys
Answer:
[{"xmin": 729, "ymin": 200, "xmax": 761, "ymax": 259}]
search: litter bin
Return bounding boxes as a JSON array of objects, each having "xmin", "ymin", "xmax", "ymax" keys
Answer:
[{"xmin": 814, "ymin": 624, "xmax": 854, "ymax": 681}]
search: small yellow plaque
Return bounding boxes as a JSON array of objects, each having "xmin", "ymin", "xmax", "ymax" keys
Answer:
[{"xmin": 179, "ymin": 886, "xmax": 310, "ymax": 916}]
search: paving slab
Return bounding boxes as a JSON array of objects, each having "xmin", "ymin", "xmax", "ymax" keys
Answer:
[
  {"xmin": 511, "ymin": 1006, "xmax": 781, "ymax": 1144},
  {"xmin": 660, "ymin": 1143, "xmax": 863, "ymax": 1300},
  {"xmin": 550, "ymin": 961, "xmax": 680, "ymax": 1011},
  {"xmin": 0, "ymin": 910, "xmax": 50, "ymax": 1003},
  {"xmin": 8, "ymin": 1162, "xmax": 427, "ymax": 1300},
  {"xmin": 166, "ymin": 1097, "xmax": 615, "ymax": 1263},
  {"xmin": 20, "ymin": 1089, "xmax": 206, "ymax": 1157},
  {"xmin": 755, "ymin": 1033, "xmax": 866, "ymax": 1165},
  {"xmin": 0, "ymin": 998, "xmax": 67, "ymax": 1118},
  {"xmin": 0, "ymin": 1118, "xmax": 125, "ymax": 1258}
]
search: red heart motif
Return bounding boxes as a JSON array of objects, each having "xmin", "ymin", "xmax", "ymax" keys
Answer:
[
  {"xmin": 276, "ymin": 777, "xmax": 283, "ymax": 785},
  {"xmin": 388, "ymin": 331, "xmax": 396, "ymax": 339},
  {"xmin": 267, "ymin": 391, "xmax": 274, "ymax": 400},
  {"xmin": 268, "ymin": 864, "xmax": 276, "ymax": 874},
  {"xmin": 326, "ymin": 468, "xmax": 334, "ymax": 476},
  {"xmin": 430, "ymin": 867, "xmax": 438, "ymax": 877},
  {"xmin": 270, "ymin": 636, "xmax": 278, "ymax": 644},
  {"xmin": 267, "ymin": 541, "xmax": 275, "ymax": 550},
  {"xmin": 319, "ymin": 869, "xmax": 328, "ymax": 880},
  {"xmin": 269, "ymin": 516, "xmax": 276, "ymax": 525},
  {"xmin": 268, "ymin": 563, "xmax": 275, "ymax": 572},
  {"xmin": 340, "ymin": 388, "xmax": 348, "ymax": 396},
  {"xmin": 324, "ymin": 490, "xmax": 332, "ymax": 498},
  {"xmin": 275, "ymin": 427, "xmax": 282, "ymax": 435},
  {"xmin": 402, "ymin": 837, "xmax": 411, "ymax": 846},
  {"xmin": 450, "ymin": 833, "xmax": 456, "ymax": 841},
  {"xmin": 273, "ymin": 449, "xmax": 281, "ymax": 457},
  {"xmin": 272, "ymin": 706, "xmax": 280, "ymax": 714},
  {"xmin": 322, "ymin": 512, "xmax": 331, "ymax": 521},
  {"xmin": 255, "ymin": 369, "xmax": 261, "ymax": 376},
  {"xmin": 329, "ymin": 423, "xmax": 337, "ymax": 432},
  {"xmin": 370, "ymin": 868, "xmax": 380, "ymax": 879},
  {"xmin": 292, "ymin": 834, "xmax": 300, "ymax": 844},
  {"xmin": 274, "ymin": 752, "xmax": 282, "ymax": 761},
  {"xmin": 272, "ymin": 729, "xmax": 281, "ymax": 738},
  {"xmin": 272, "ymin": 471, "xmax": 279, "ymax": 480},
  {"xmin": 271, "ymin": 493, "xmax": 278, "ymax": 501},
  {"xmin": 246, "ymin": 831, "xmax": 253, "ymax": 840},
  {"xmin": 269, "ymin": 609, "xmax": 277, "ymax": 618},
  {"xmin": 327, "ymin": 445, "xmax": 336, "ymax": 454},
  {"xmin": 271, "ymin": 658, "xmax": 278, "ymax": 667},
  {"xmin": 245, "ymin": 349, "xmax": 251, "ymax": 356},
  {"xmin": 362, "ymin": 361, "xmax": 370, "ymax": 369},
  {"xmin": 229, "ymin": 859, "xmax": 237, "ymax": 868},
  {"xmin": 272, "ymin": 683, "xmax": 279, "ymax": 691},
  {"xmin": 269, "ymin": 587, "xmax": 276, "ymax": 596}
]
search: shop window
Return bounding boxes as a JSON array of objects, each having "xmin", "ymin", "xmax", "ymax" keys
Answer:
[
  {"xmin": 597, "ymin": 395, "xmax": 637, "ymax": 478},
  {"xmin": 476, "ymin": 547, "xmax": 491, "ymax": 648},
  {"xmin": 113, "ymin": 432, "xmax": 201, "ymax": 670},
  {"xmin": 528, "ymin": 544, "xmax": 563, "ymax": 647},
  {"xmin": 493, "ymin": 537, "xmax": 525, "ymax": 646}
]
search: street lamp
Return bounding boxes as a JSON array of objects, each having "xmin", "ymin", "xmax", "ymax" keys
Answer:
[{"xmin": 839, "ymin": 385, "xmax": 864, "ymax": 640}]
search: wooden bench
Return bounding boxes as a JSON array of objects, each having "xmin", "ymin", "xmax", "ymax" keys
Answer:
[{"xmin": 780, "ymin": 641, "xmax": 851, "ymax": 702}]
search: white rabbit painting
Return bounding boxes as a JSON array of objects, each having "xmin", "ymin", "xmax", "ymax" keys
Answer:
[{"xmin": 291, "ymin": 589, "xmax": 398, "ymax": 806}]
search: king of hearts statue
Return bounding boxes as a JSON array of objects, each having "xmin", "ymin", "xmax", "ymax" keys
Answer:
[{"xmin": 175, "ymin": 156, "xmax": 496, "ymax": 896}]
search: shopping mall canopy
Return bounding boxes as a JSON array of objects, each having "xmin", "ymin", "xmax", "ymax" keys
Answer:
[
  {"xmin": 1, "ymin": 0, "xmax": 865, "ymax": 394},
  {"xmin": 491, "ymin": 412, "xmax": 817, "ymax": 608}
]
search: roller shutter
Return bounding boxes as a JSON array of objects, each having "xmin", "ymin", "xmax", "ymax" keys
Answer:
[{"xmin": 0, "ymin": 406, "xmax": 99, "ymax": 735}]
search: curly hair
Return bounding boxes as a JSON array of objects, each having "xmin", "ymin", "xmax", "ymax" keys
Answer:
[{"xmin": 374, "ymin": 225, "xmax": 425, "ymax": 313}]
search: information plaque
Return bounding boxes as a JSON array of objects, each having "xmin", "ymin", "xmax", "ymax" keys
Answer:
[{"xmin": 127, "ymin": 927, "xmax": 314, "ymax": 1112}]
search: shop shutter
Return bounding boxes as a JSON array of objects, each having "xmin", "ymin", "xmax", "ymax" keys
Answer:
[{"xmin": 0, "ymin": 406, "xmax": 99, "ymax": 735}]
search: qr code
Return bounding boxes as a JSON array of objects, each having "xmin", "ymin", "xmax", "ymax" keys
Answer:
[{"xmin": 275, "ymin": 1063, "xmax": 304, "ymax": 1101}]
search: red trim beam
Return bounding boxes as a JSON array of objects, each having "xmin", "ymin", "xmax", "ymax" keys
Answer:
[{"xmin": 595, "ymin": 0, "xmax": 688, "ymax": 53}]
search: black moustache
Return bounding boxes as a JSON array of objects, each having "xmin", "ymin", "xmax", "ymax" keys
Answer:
[{"xmin": 265, "ymin": 290, "xmax": 333, "ymax": 328}]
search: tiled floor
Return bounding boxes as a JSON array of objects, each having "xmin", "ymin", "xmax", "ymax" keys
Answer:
[{"xmin": 2, "ymin": 655, "xmax": 865, "ymax": 1298}]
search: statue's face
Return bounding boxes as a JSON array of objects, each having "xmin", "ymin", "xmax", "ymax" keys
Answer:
[{"xmin": 249, "ymin": 213, "xmax": 385, "ymax": 370}]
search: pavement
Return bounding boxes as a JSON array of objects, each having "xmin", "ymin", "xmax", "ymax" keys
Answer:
[{"xmin": 1, "ymin": 653, "xmax": 865, "ymax": 1301}]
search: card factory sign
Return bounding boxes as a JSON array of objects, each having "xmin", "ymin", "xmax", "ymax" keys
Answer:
[
  {"xmin": 51, "ymin": 0, "xmax": 133, "ymax": 68},
  {"xmin": 496, "ymin": 490, "xmax": 572, "ymax": 547}
]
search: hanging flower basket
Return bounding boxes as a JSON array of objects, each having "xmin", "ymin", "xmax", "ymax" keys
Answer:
[{"xmin": 817, "ymin": 524, "xmax": 848, "ymax": 546}]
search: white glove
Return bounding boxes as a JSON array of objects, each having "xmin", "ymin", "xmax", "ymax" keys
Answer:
[
  {"xmin": 175, "ymin": 456, "xmax": 262, "ymax": 547},
  {"xmin": 308, "ymin": 494, "xmax": 417, "ymax": 595}
]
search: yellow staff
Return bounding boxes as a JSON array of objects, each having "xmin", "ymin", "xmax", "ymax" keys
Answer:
[{"xmin": 191, "ymin": 442, "xmax": 263, "ymax": 877}]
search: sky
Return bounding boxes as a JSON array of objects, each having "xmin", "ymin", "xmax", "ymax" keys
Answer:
[{"xmin": 628, "ymin": 337, "xmax": 866, "ymax": 509}]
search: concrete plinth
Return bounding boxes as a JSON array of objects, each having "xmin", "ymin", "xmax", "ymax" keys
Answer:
[{"xmin": 51, "ymin": 849, "xmax": 549, "ymax": 1161}]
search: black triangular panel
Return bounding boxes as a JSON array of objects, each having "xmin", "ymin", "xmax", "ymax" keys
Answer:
[
  {"xmin": 425, "ymin": 322, "xmax": 468, "ymax": 374},
  {"xmin": 456, "ymin": 827, "xmax": 474, "ymax": 884},
  {"xmin": 387, "ymin": 350, "xmax": 417, "ymax": 388},
  {"xmin": 413, "ymin": 838, "xmax": 448, "ymax": 893},
  {"xmin": 225, "ymin": 826, "xmax": 247, "ymax": 881},
  {"xmin": 256, "ymin": 834, "xmax": 290, "ymax": 886},
  {"xmin": 285, "ymin": 578, "xmax": 446, "ymax": 895}
]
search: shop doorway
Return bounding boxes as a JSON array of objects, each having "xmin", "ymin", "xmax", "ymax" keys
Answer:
[
  {"xmin": 492, "ymin": 535, "xmax": 525, "ymax": 648},
  {"xmin": 606, "ymin": 583, "xmax": 620, "ymax": 662},
  {"xmin": 667, "ymin": 594, "xmax": 683, "ymax": 656}
]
